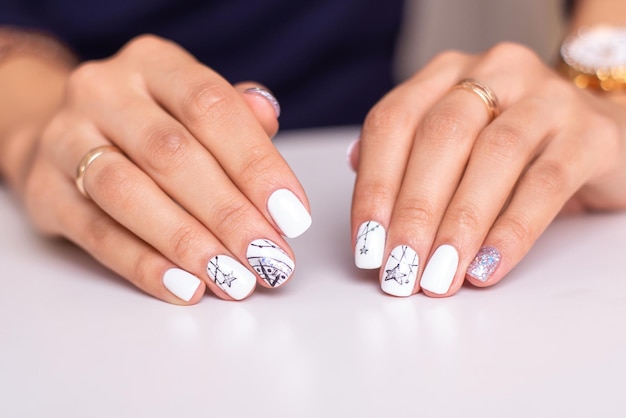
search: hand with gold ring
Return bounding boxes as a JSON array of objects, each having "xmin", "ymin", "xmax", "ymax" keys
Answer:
[
  {"xmin": 8, "ymin": 34, "xmax": 311, "ymax": 304},
  {"xmin": 350, "ymin": 42, "xmax": 626, "ymax": 297}
]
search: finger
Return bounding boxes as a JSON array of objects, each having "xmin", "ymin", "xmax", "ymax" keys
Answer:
[
  {"xmin": 75, "ymin": 87, "xmax": 297, "ymax": 288},
  {"xmin": 352, "ymin": 51, "xmax": 471, "ymax": 280},
  {"xmin": 81, "ymin": 146, "xmax": 259, "ymax": 300},
  {"xmin": 24, "ymin": 157, "xmax": 206, "ymax": 304},
  {"xmin": 132, "ymin": 37, "xmax": 311, "ymax": 238},
  {"xmin": 234, "ymin": 81, "xmax": 280, "ymax": 138},
  {"xmin": 384, "ymin": 84, "xmax": 493, "ymax": 297},
  {"xmin": 420, "ymin": 98, "xmax": 556, "ymax": 296},
  {"xmin": 50, "ymin": 119, "xmax": 259, "ymax": 300},
  {"xmin": 466, "ymin": 127, "xmax": 606, "ymax": 287},
  {"xmin": 379, "ymin": 45, "xmax": 552, "ymax": 298}
]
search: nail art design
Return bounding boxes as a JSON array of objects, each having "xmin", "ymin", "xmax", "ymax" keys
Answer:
[
  {"xmin": 247, "ymin": 239, "xmax": 294, "ymax": 287},
  {"xmin": 420, "ymin": 244, "xmax": 459, "ymax": 295},
  {"xmin": 381, "ymin": 245, "xmax": 419, "ymax": 297},
  {"xmin": 467, "ymin": 246, "xmax": 501, "ymax": 282},
  {"xmin": 244, "ymin": 87, "xmax": 281, "ymax": 118},
  {"xmin": 162, "ymin": 268, "xmax": 201, "ymax": 302},
  {"xmin": 207, "ymin": 255, "xmax": 256, "ymax": 300},
  {"xmin": 267, "ymin": 189, "xmax": 312, "ymax": 238},
  {"xmin": 355, "ymin": 221, "xmax": 385, "ymax": 269}
]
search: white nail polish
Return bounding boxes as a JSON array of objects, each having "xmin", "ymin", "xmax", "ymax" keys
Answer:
[
  {"xmin": 267, "ymin": 189, "xmax": 312, "ymax": 238},
  {"xmin": 355, "ymin": 221, "xmax": 386, "ymax": 269},
  {"xmin": 247, "ymin": 239, "xmax": 295, "ymax": 287},
  {"xmin": 207, "ymin": 255, "xmax": 256, "ymax": 300},
  {"xmin": 163, "ymin": 268, "xmax": 201, "ymax": 302},
  {"xmin": 420, "ymin": 245, "xmax": 459, "ymax": 295},
  {"xmin": 381, "ymin": 245, "xmax": 419, "ymax": 297}
]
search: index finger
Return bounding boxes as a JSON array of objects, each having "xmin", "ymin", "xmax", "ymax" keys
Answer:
[{"xmin": 133, "ymin": 36, "xmax": 312, "ymax": 238}]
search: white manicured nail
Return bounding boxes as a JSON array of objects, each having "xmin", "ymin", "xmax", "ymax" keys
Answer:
[
  {"xmin": 355, "ymin": 221, "xmax": 386, "ymax": 269},
  {"xmin": 267, "ymin": 189, "xmax": 312, "ymax": 238},
  {"xmin": 420, "ymin": 245, "xmax": 459, "ymax": 295},
  {"xmin": 163, "ymin": 268, "xmax": 201, "ymax": 302},
  {"xmin": 247, "ymin": 239, "xmax": 295, "ymax": 287},
  {"xmin": 207, "ymin": 255, "xmax": 256, "ymax": 300},
  {"xmin": 381, "ymin": 245, "xmax": 419, "ymax": 297}
]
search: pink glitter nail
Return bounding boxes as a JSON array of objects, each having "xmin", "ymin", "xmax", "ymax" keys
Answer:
[{"xmin": 467, "ymin": 246, "xmax": 501, "ymax": 282}]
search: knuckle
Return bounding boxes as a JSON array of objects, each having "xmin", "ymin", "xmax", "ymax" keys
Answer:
[
  {"xmin": 237, "ymin": 145, "xmax": 277, "ymax": 186},
  {"xmin": 67, "ymin": 61, "xmax": 106, "ymax": 93},
  {"xmin": 210, "ymin": 194, "xmax": 250, "ymax": 234},
  {"xmin": 392, "ymin": 198, "xmax": 436, "ymax": 229},
  {"xmin": 122, "ymin": 34, "xmax": 169, "ymax": 55},
  {"xmin": 496, "ymin": 214, "xmax": 534, "ymax": 248},
  {"xmin": 528, "ymin": 161, "xmax": 570, "ymax": 196},
  {"xmin": 352, "ymin": 182, "xmax": 395, "ymax": 210},
  {"xmin": 364, "ymin": 104, "xmax": 414, "ymax": 133},
  {"xmin": 446, "ymin": 203, "xmax": 482, "ymax": 231},
  {"xmin": 431, "ymin": 49, "xmax": 466, "ymax": 66},
  {"xmin": 420, "ymin": 106, "xmax": 472, "ymax": 145},
  {"xmin": 169, "ymin": 224, "xmax": 203, "ymax": 261},
  {"xmin": 141, "ymin": 126, "xmax": 191, "ymax": 175},
  {"xmin": 486, "ymin": 42, "xmax": 540, "ymax": 67},
  {"xmin": 181, "ymin": 80, "xmax": 235, "ymax": 124},
  {"xmin": 90, "ymin": 160, "xmax": 142, "ymax": 208},
  {"xmin": 480, "ymin": 123, "xmax": 524, "ymax": 161}
]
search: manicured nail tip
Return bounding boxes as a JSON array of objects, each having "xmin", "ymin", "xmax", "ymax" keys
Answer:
[
  {"xmin": 354, "ymin": 220, "xmax": 385, "ymax": 269},
  {"xmin": 247, "ymin": 239, "xmax": 295, "ymax": 287},
  {"xmin": 163, "ymin": 268, "xmax": 201, "ymax": 302},
  {"xmin": 420, "ymin": 244, "xmax": 459, "ymax": 295},
  {"xmin": 467, "ymin": 246, "xmax": 501, "ymax": 282},
  {"xmin": 267, "ymin": 189, "xmax": 312, "ymax": 238},
  {"xmin": 244, "ymin": 87, "xmax": 281, "ymax": 118},
  {"xmin": 381, "ymin": 245, "xmax": 419, "ymax": 297},
  {"xmin": 207, "ymin": 255, "xmax": 256, "ymax": 300}
]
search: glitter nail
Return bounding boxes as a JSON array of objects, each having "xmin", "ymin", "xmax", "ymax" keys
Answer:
[{"xmin": 467, "ymin": 246, "xmax": 501, "ymax": 282}]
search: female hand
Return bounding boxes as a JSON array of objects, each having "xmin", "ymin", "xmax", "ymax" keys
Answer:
[
  {"xmin": 351, "ymin": 42, "xmax": 626, "ymax": 297},
  {"xmin": 21, "ymin": 35, "xmax": 312, "ymax": 304}
]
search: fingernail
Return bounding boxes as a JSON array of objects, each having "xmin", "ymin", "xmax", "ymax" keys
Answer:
[
  {"xmin": 467, "ymin": 246, "xmax": 501, "ymax": 282},
  {"xmin": 346, "ymin": 136, "xmax": 360, "ymax": 171},
  {"xmin": 355, "ymin": 221, "xmax": 386, "ymax": 269},
  {"xmin": 163, "ymin": 268, "xmax": 201, "ymax": 302},
  {"xmin": 244, "ymin": 87, "xmax": 281, "ymax": 118},
  {"xmin": 207, "ymin": 255, "xmax": 256, "ymax": 300},
  {"xmin": 267, "ymin": 189, "xmax": 312, "ymax": 238},
  {"xmin": 247, "ymin": 239, "xmax": 295, "ymax": 287},
  {"xmin": 420, "ymin": 244, "xmax": 459, "ymax": 295},
  {"xmin": 381, "ymin": 245, "xmax": 419, "ymax": 297}
]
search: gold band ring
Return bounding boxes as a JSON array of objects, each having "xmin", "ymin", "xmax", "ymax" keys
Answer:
[
  {"xmin": 453, "ymin": 79, "xmax": 501, "ymax": 121},
  {"xmin": 76, "ymin": 145, "xmax": 122, "ymax": 198}
]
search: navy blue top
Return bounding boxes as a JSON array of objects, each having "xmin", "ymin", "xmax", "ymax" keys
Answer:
[{"xmin": 1, "ymin": 0, "xmax": 404, "ymax": 129}]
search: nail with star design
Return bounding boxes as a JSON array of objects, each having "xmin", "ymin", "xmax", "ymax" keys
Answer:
[
  {"xmin": 207, "ymin": 255, "xmax": 256, "ymax": 300},
  {"xmin": 355, "ymin": 220, "xmax": 386, "ymax": 269},
  {"xmin": 246, "ymin": 239, "xmax": 295, "ymax": 287},
  {"xmin": 381, "ymin": 245, "xmax": 419, "ymax": 297}
]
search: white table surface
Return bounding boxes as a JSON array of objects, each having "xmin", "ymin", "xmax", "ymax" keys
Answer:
[{"xmin": 1, "ymin": 127, "xmax": 626, "ymax": 417}]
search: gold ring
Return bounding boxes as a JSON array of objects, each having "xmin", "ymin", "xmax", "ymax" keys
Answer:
[
  {"xmin": 75, "ymin": 145, "xmax": 121, "ymax": 198},
  {"xmin": 453, "ymin": 78, "xmax": 501, "ymax": 121}
]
